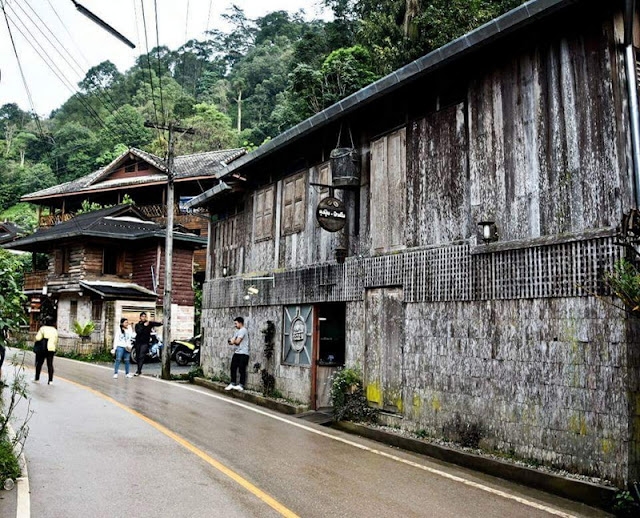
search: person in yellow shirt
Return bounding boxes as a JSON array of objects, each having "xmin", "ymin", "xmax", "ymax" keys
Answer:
[{"xmin": 33, "ymin": 317, "xmax": 58, "ymax": 385}]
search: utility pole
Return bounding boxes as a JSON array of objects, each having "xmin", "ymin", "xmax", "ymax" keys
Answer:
[{"xmin": 144, "ymin": 121, "xmax": 194, "ymax": 380}]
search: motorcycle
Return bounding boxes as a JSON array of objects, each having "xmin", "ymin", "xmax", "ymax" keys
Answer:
[
  {"xmin": 171, "ymin": 334, "xmax": 201, "ymax": 366},
  {"xmin": 130, "ymin": 333, "xmax": 164, "ymax": 364}
]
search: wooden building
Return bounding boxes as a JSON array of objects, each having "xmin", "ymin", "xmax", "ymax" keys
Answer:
[
  {"xmin": 3, "ymin": 205, "xmax": 205, "ymax": 351},
  {"xmin": 21, "ymin": 147, "xmax": 245, "ymax": 278},
  {"xmin": 189, "ymin": 0, "xmax": 640, "ymax": 486}
]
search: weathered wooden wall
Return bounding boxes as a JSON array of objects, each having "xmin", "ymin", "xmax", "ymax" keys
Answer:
[{"xmin": 155, "ymin": 247, "xmax": 195, "ymax": 306}]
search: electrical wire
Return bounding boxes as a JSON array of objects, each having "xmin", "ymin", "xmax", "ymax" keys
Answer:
[
  {"xmin": 4, "ymin": 6, "xmax": 116, "ymax": 138},
  {"xmin": 16, "ymin": 0, "xmax": 140, "ymax": 138},
  {"xmin": 0, "ymin": 0, "xmax": 44, "ymax": 136},
  {"xmin": 152, "ymin": 0, "xmax": 166, "ymax": 129},
  {"xmin": 139, "ymin": 0, "xmax": 163, "ymax": 139}
]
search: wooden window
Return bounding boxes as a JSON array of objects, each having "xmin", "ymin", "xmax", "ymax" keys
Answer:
[
  {"xmin": 370, "ymin": 127, "xmax": 406, "ymax": 252},
  {"xmin": 69, "ymin": 300, "xmax": 78, "ymax": 325},
  {"xmin": 103, "ymin": 249, "xmax": 117, "ymax": 275},
  {"xmin": 318, "ymin": 163, "xmax": 331, "ymax": 195},
  {"xmin": 55, "ymin": 248, "xmax": 71, "ymax": 275},
  {"xmin": 91, "ymin": 300, "xmax": 103, "ymax": 321},
  {"xmin": 282, "ymin": 171, "xmax": 307, "ymax": 235},
  {"xmin": 254, "ymin": 185, "xmax": 275, "ymax": 241},
  {"xmin": 125, "ymin": 163, "xmax": 136, "ymax": 173},
  {"xmin": 137, "ymin": 162, "xmax": 150, "ymax": 171}
]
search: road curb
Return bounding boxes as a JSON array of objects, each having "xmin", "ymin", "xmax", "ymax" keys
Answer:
[
  {"xmin": 193, "ymin": 378, "xmax": 309, "ymax": 415},
  {"xmin": 6, "ymin": 424, "xmax": 30, "ymax": 518},
  {"xmin": 332, "ymin": 421, "xmax": 617, "ymax": 511}
]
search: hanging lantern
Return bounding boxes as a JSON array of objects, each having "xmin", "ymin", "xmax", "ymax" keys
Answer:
[{"xmin": 330, "ymin": 125, "xmax": 361, "ymax": 187}]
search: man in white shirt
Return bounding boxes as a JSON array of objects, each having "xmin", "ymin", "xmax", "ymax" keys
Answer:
[{"xmin": 225, "ymin": 316, "xmax": 250, "ymax": 392}]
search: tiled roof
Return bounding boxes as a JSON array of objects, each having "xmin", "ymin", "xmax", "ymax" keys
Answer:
[
  {"xmin": 2, "ymin": 205, "xmax": 207, "ymax": 251},
  {"xmin": 22, "ymin": 147, "xmax": 246, "ymax": 200}
]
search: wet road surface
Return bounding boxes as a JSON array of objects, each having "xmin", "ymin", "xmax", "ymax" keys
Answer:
[{"xmin": 6, "ymin": 349, "xmax": 609, "ymax": 518}]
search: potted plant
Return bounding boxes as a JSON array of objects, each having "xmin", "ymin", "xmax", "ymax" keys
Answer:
[{"xmin": 73, "ymin": 320, "xmax": 95, "ymax": 341}]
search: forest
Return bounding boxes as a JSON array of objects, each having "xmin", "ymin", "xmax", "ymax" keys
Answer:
[{"xmin": 0, "ymin": 0, "xmax": 524, "ymax": 229}]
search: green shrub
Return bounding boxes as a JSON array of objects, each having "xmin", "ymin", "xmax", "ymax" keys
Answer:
[
  {"xmin": 0, "ymin": 440, "xmax": 20, "ymax": 487},
  {"xmin": 330, "ymin": 367, "xmax": 377, "ymax": 423}
]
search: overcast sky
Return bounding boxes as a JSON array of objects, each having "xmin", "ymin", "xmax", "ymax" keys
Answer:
[{"xmin": 0, "ymin": 0, "xmax": 330, "ymax": 116}]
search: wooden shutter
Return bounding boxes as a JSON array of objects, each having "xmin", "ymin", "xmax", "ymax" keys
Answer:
[
  {"xmin": 254, "ymin": 186, "xmax": 274, "ymax": 241},
  {"xmin": 293, "ymin": 174, "xmax": 306, "ymax": 232},
  {"xmin": 282, "ymin": 172, "xmax": 307, "ymax": 235},
  {"xmin": 54, "ymin": 249, "xmax": 63, "ymax": 275},
  {"xmin": 371, "ymin": 128, "xmax": 406, "ymax": 252},
  {"xmin": 318, "ymin": 163, "xmax": 331, "ymax": 195},
  {"xmin": 282, "ymin": 176, "xmax": 295, "ymax": 234}
]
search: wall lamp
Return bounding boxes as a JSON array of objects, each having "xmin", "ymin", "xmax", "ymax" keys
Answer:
[
  {"xmin": 478, "ymin": 221, "xmax": 499, "ymax": 244},
  {"xmin": 222, "ymin": 265, "xmax": 228, "ymax": 277}
]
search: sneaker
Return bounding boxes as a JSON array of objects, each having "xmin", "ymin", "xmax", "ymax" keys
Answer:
[
  {"xmin": 133, "ymin": 373, "xmax": 139, "ymax": 377},
  {"xmin": 224, "ymin": 383, "xmax": 235, "ymax": 391},
  {"xmin": 47, "ymin": 380, "xmax": 54, "ymax": 385},
  {"xmin": 31, "ymin": 378, "xmax": 39, "ymax": 383},
  {"xmin": 113, "ymin": 373, "xmax": 118, "ymax": 379},
  {"xmin": 235, "ymin": 385, "xmax": 244, "ymax": 392},
  {"xmin": 126, "ymin": 373, "xmax": 133, "ymax": 378}
]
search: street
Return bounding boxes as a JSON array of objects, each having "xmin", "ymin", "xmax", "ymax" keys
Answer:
[{"xmin": 6, "ymin": 349, "xmax": 608, "ymax": 518}]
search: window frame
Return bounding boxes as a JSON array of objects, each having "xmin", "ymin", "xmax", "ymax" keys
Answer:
[
  {"xmin": 254, "ymin": 184, "xmax": 275, "ymax": 242},
  {"xmin": 281, "ymin": 171, "xmax": 307, "ymax": 236}
]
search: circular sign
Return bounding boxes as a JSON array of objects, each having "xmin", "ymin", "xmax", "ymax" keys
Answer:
[
  {"xmin": 316, "ymin": 197, "xmax": 347, "ymax": 232},
  {"xmin": 290, "ymin": 316, "xmax": 307, "ymax": 352}
]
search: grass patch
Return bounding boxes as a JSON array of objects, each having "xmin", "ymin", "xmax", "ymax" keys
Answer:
[{"xmin": 57, "ymin": 350, "xmax": 113, "ymax": 363}]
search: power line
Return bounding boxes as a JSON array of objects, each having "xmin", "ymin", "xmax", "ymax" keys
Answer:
[
  {"xmin": 0, "ymin": 0, "xmax": 44, "ymax": 136},
  {"xmin": 139, "ymin": 0, "xmax": 163, "ymax": 140},
  {"xmin": 16, "ymin": 0, "xmax": 140, "ymax": 138},
  {"xmin": 153, "ymin": 0, "xmax": 166, "ymax": 130},
  {"xmin": 4, "ymin": 6, "xmax": 115, "ymax": 138}
]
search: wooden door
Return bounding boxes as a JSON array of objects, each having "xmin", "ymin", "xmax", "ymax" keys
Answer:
[{"xmin": 364, "ymin": 287, "xmax": 405, "ymax": 412}]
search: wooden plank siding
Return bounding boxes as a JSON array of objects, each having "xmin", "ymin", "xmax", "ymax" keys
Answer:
[{"xmin": 155, "ymin": 247, "xmax": 195, "ymax": 306}]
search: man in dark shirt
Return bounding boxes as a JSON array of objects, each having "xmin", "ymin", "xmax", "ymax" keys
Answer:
[{"xmin": 134, "ymin": 312, "xmax": 161, "ymax": 376}]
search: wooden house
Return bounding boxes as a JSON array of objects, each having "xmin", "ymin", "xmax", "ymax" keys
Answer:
[
  {"xmin": 0, "ymin": 221, "xmax": 23, "ymax": 245},
  {"xmin": 3, "ymin": 205, "xmax": 205, "ymax": 351},
  {"xmin": 21, "ymin": 147, "xmax": 245, "ymax": 278},
  {"xmin": 188, "ymin": 0, "xmax": 640, "ymax": 486}
]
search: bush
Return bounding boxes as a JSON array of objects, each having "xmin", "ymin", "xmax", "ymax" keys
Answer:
[
  {"xmin": 72, "ymin": 320, "xmax": 95, "ymax": 337},
  {"xmin": 0, "ymin": 440, "xmax": 20, "ymax": 487},
  {"xmin": 330, "ymin": 367, "xmax": 377, "ymax": 423}
]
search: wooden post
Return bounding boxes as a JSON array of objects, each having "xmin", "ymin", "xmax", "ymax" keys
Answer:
[{"xmin": 161, "ymin": 125, "xmax": 175, "ymax": 380}]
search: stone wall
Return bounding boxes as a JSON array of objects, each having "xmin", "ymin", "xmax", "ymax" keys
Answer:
[{"xmin": 346, "ymin": 296, "xmax": 636, "ymax": 486}]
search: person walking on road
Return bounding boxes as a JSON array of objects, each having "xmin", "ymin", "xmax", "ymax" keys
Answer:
[
  {"xmin": 33, "ymin": 317, "xmax": 58, "ymax": 385},
  {"xmin": 134, "ymin": 312, "xmax": 161, "ymax": 376},
  {"xmin": 225, "ymin": 317, "xmax": 250, "ymax": 392},
  {"xmin": 112, "ymin": 318, "xmax": 134, "ymax": 379}
]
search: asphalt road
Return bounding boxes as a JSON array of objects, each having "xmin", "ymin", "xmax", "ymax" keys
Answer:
[{"xmin": 4, "ymin": 349, "xmax": 610, "ymax": 518}]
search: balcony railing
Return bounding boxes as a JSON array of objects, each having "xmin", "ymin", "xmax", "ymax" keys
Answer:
[
  {"xmin": 24, "ymin": 271, "xmax": 48, "ymax": 291},
  {"xmin": 39, "ymin": 213, "xmax": 74, "ymax": 227}
]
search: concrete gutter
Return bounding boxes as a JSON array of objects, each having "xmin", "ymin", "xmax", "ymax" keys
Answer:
[
  {"xmin": 332, "ymin": 421, "xmax": 617, "ymax": 511},
  {"xmin": 6, "ymin": 424, "xmax": 30, "ymax": 518},
  {"xmin": 193, "ymin": 378, "xmax": 308, "ymax": 415}
]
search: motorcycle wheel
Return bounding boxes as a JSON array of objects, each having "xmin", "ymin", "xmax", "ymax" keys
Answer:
[
  {"xmin": 130, "ymin": 347, "xmax": 138, "ymax": 364},
  {"xmin": 175, "ymin": 347, "xmax": 190, "ymax": 366}
]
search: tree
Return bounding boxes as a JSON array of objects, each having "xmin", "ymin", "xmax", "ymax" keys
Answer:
[
  {"xmin": 0, "ymin": 250, "xmax": 26, "ymax": 346},
  {"xmin": 180, "ymin": 103, "xmax": 238, "ymax": 154},
  {"xmin": 99, "ymin": 104, "xmax": 152, "ymax": 150},
  {"xmin": 78, "ymin": 61, "xmax": 123, "ymax": 93},
  {"xmin": 17, "ymin": 163, "xmax": 56, "ymax": 195}
]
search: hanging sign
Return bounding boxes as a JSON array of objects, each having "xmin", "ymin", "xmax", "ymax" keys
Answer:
[{"xmin": 316, "ymin": 197, "xmax": 346, "ymax": 232}]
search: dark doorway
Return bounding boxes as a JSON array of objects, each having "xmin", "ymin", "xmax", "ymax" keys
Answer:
[{"xmin": 313, "ymin": 302, "xmax": 346, "ymax": 409}]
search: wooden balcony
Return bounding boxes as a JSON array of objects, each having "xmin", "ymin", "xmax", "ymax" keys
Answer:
[
  {"xmin": 39, "ymin": 213, "xmax": 74, "ymax": 227},
  {"xmin": 24, "ymin": 271, "xmax": 48, "ymax": 291}
]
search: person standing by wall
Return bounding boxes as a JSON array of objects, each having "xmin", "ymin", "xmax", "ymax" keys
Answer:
[
  {"xmin": 33, "ymin": 317, "xmax": 58, "ymax": 385},
  {"xmin": 112, "ymin": 318, "xmax": 134, "ymax": 379},
  {"xmin": 134, "ymin": 312, "xmax": 161, "ymax": 376},
  {"xmin": 225, "ymin": 316, "xmax": 250, "ymax": 392}
]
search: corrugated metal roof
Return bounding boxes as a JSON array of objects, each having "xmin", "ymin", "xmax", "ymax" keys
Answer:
[{"xmin": 186, "ymin": 0, "xmax": 582, "ymax": 209}]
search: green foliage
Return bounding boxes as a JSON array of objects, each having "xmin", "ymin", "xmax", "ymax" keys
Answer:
[
  {"xmin": 57, "ymin": 349, "xmax": 114, "ymax": 363},
  {"xmin": 0, "ymin": 203, "xmax": 37, "ymax": 231},
  {"xmin": 614, "ymin": 482, "xmax": 640, "ymax": 516},
  {"xmin": 330, "ymin": 367, "xmax": 377, "ymax": 422},
  {"xmin": 0, "ymin": 250, "xmax": 27, "ymax": 345},
  {"xmin": 605, "ymin": 259, "xmax": 640, "ymax": 316},
  {"xmin": 72, "ymin": 320, "xmax": 95, "ymax": 337},
  {"xmin": 0, "ymin": 439, "xmax": 21, "ymax": 487}
]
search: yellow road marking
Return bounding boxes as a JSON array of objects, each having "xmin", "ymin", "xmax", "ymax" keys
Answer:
[{"xmin": 49, "ymin": 373, "xmax": 299, "ymax": 518}]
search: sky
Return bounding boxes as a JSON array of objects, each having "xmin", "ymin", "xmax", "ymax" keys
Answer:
[{"xmin": 0, "ymin": 0, "xmax": 330, "ymax": 116}]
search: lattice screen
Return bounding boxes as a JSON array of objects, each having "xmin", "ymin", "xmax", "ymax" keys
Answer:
[{"xmin": 204, "ymin": 236, "xmax": 622, "ymax": 309}]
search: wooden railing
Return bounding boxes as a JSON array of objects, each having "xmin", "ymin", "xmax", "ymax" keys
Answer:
[
  {"xmin": 39, "ymin": 213, "xmax": 74, "ymax": 227},
  {"xmin": 24, "ymin": 271, "xmax": 48, "ymax": 291}
]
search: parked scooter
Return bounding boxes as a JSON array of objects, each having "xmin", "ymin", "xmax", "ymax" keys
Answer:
[
  {"xmin": 130, "ymin": 333, "xmax": 164, "ymax": 364},
  {"xmin": 171, "ymin": 334, "xmax": 201, "ymax": 366}
]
